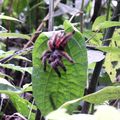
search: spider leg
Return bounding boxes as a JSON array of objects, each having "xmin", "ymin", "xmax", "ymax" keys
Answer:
[
  {"xmin": 50, "ymin": 61, "xmax": 61, "ymax": 77},
  {"xmin": 47, "ymin": 33, "xmax": 58, "ymax": 50},
  {"xmin": 40, "ymin": 50, "xmax": 51, "ymax": 60},
  {"xmin": 42, "ymin": 56, "xmax": 48, "ymax": 71},
  {"xmin": 56, "ymin": 31, "xmax": 75, "ymax": 49},
  {"xmin": 60, "ymin": 51, "xmax": 74, "ymax": 63},
  {"xmin": 57, "ymin": 59, "xmax": 66, "ymax": 72},
  {"xmin": 41, "ymin": 50, "xmax": 51, "ymax": 71}
]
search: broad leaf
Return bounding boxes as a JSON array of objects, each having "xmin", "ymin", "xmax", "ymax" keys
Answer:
[
  {"xmin": 60, "ymin": 86, "xmax": 120, "ymax": 108},
  {"xmin": 32, "ymin": 20, "xmax": 88, "ymax": 115}
]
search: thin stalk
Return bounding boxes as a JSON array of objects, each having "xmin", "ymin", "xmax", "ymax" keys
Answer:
[
  {"xmin": 80, "ymin": 0, "xmax": 84, "ymax": 33},
  {"xmin": 28, "ymin": 99, "xmax": 35, "ymax": 120},
  {"xmin": 48, "ymin": 0, "xmax": 54, "ymax": 31},
  {"xmin": 106, "ymin": 0, "xmax": 112, "ymax": 21}
]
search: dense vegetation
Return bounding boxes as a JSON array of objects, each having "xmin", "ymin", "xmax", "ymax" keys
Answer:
[{"xmin": 0, "ymin": 0, "xmax": 120, "ymax": 120}]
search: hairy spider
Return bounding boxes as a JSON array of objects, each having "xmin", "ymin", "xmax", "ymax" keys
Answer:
[{"xmin": 41, "ymin": 31, "xmax": 75, "ymax": 77}]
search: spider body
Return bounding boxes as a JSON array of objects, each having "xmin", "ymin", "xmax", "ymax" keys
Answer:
[{"xmin": 41, "ymin": 31, "xmax": 75, "ymax": 77}]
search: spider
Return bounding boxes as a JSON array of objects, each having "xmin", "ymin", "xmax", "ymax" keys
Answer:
[{"xmin": 41, "ymin": 31, "xmax": 75, "ymax": 77}]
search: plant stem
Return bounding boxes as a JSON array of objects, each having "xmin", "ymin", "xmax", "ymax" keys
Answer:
[
  {"xmin": 80, "ymin": 0, "xmax": 84, "ymax": 33},
  {"xmin": 81, "ymin": 0, "xmax": 120, "ymax": 113},
  {"xmin": 106, "ymin": 0, "xmax": 112, "ymax": 21}
]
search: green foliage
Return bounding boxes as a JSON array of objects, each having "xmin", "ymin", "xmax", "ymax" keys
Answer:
[
  {"xmin": 93, "ymin": 21, "xmax": 120, "ymax": 31},
  {"xmin": 92, "ymin": 16, "xmax": 106, "ymax": 31},
  {"xmin": 0, "ymin": 33, "xmax": 30, "ymax": 40},
  {"xmin": 32, "ymin": 20, "xmax": 88, "ymax": 115},
  {"xmin": 0, "ymin": 14, "xmax": 23, "ymax": 23},
  {"xmin": 60, "ymin": 86, "xmax": 120, "ymax": 108},
  {"xmin": 0, "ymin": 63, "xmax": 32, "ymax": 74},
  {"xmin": 0, "ymin": 78, "xmax": 35, "ymax": 119}
]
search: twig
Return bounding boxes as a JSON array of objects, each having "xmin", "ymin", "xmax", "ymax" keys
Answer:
[{"xmin": 81, "ymin": 0, "xmax": 120, "ymax": 113}]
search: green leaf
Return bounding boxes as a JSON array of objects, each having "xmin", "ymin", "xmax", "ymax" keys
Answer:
[
  {"xmin": 93, "ymin": 21, "xmax": 120, "ymax": 31},
  {"xmin": 0, "ymin": 33, "xmax": 30, "ymax": 40},
  {"xmin": 0, "ymin": 77, "xmax": 21, "ymax": 94},
  {"xmin": 32, "ymin": 20, "xmax": 88, "ymax": 115},
  {"xmin": 104, "ymin": 53, "xmax": 117, "ymax": 82},
  {"xmin": 22, "ymin": 83, "xmax": 32, "ymax": 92},
  {"xmin": 97, "ymin": 46, "xmax": 120, "ymax": 53},
  {"xmin": 60, "ymin": 86, "xmax": 120, "ymax": 108},
  {"xmin": 0, "ymin": 50, "xmax": 31, "ymax": 62},
  {"xmin": 0, "ymin": 14, "xmax": 22, "ymax": 23},
  {"xmin": 0, "ymin": 77, "xmax": 36, "ymax": 119},
  {"xmin": 92, "ymin": 16, "xmax": 106, "ymax": 31},
  {"xmin": 83, "ymin": 30, "xmax": 102, "ymax": 46},
  {"xmin": 0, "ymin": 72, "xmax": 13, "ymax": 80},
  {"xmin": 13, "ymin": 0, "xmax": 28, "ymax": 14},
  {"xmin": 0, "ymin": 63, "xmax": 32, "ymax": 74}
]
